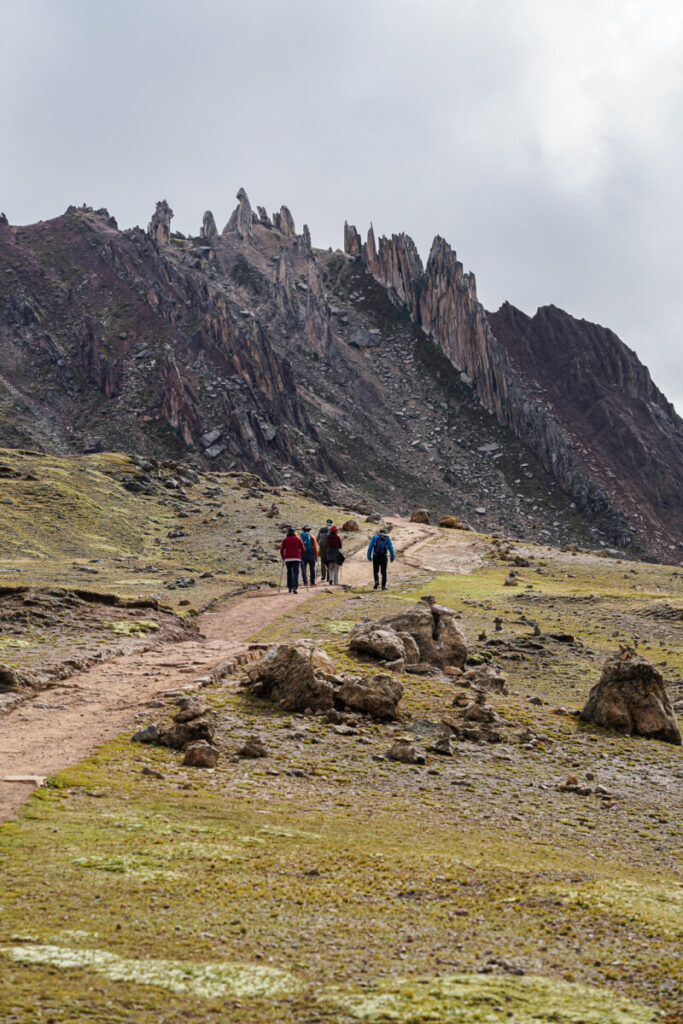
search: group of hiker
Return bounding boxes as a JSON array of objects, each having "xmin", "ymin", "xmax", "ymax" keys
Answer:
[{"xmin": 279, "ymin": 519, "xmax": 395, "ymax": 593}]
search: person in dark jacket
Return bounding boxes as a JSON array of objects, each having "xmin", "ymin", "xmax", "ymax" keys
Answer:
[
  {"xmin": 300, "ymin": 525, "xmax": 318, "ymax": 587},
  {"xmin": 280, "ymin": 527, "xmax": 305, "ymax": 593},
  {"xmin": 316, "ymin": 519, "xmax": 334, "ymax": 582},
  {"xmin": 325, "ymin": 524, "xmax": 343, "ymax": 585},
  {"xmin": 367, "ymin": 528, "xmax": 395, "ymax": 590}
]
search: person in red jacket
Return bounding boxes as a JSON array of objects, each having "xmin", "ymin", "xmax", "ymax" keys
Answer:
[
  {"xmin": 325, "ymin": 524, "xmax": 343, "ymax": 585},
  {"xmin": 280, "ymin": 527, "xmax": 305, "ymax": 594}
]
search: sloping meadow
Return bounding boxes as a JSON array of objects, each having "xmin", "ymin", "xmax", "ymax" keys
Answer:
[{"xmin": 1, "ymin": 532, "xmax": 682, "ymax": 1021}]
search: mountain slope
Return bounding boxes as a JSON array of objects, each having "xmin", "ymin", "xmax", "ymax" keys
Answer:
[
  {"xmin": 1, "ymin": 194, "xmax": 681, "ymax": 559},
  {"xmin": 344, "ymin": 223, "xmax": 683, "ymax": 562}
]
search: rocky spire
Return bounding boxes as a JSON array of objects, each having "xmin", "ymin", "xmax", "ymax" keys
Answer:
[
  {"xmin": 344, "ymin": 222, "xmax": 362, "ymax": 257},
  {"xmin": 147, "ymin": 200, "xmax": 173, "ymax": 245},
  {"xmin": 365, "ymin": 224, "xmax": 378, "ymax": 275},
  {"xmin": 276, "ymin": 250, "xmax": 297, "ymax": 321},
  {"xmin": 200, "ymin": 210, "xmax": 218, "ymax": 241},
  {"xmin": 301, "ymin": 224, "xmax": 312, "ymax": 254},
  {"xmin": 257, "ymin": 206, "xmax": 273, "ymax": 228},
  {"xmin": 273, "ymin": 206, "xmax": 295, "ymax": 236},
  {"xmin": 306, "ymin": 261, "xmax": 333, "ymax": 358},
  {"xmin": 223, "ymin": 187, "xmax": 253, "ymax": 240}
]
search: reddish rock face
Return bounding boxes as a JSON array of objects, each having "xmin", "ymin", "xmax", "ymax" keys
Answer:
[
  {"xmin": 1, "ymin": 194, "xmax": 680, "ymax": 560},
  {"xmin": 345, "ymin": 221, "xmax": 683, "ymax": 562},
  {"xmin": 488, "ymin": 302, "xmax": 683, "ymax": 561}
]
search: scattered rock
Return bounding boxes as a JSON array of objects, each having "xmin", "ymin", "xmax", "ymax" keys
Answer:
[
  {"xmin": 159, "ymin": 714, "xmax": 215, "ymax": 750},
  {"xmin": 337, "ymin": 673, "xmax": 403, "ymax": 721},
  {"xmin": 580, "ymin": 646, "xmax": 681, "ymax": 745},
  {"xmin": 459, "ymin": 663, "xmax": 508, "ymax": 695},
  {"xmin": 131, "ymin": 724, "xmax": 159, "ymax": 744},
  {"xmin": 183, "ymin": 741, "xmax": 219, "ymax": 767},
  {"xmin": 141, "ymin": 766, "xmax": 165, "ymax": 779},
  {"xmin": 409, "ymin": 509, "xmax": 430, "ymax": 524},
  {"xmin": 428, "ymin": 734, "xmax": 454, "ymax": 756},
  {"xmin": 237, "ymin": 736, "xmax": 268, "ymax": 758},
  {"xmin": 386, "ymin": 738, "xmax": 426, "ymax": 764},
  {"xmin": 247, "ymin": 644, "xmax": 335, "ymax": 714},
  {"xmin": 439, "ymin": 514, "xmax": 469, "ymax": 530},
  {"xmin": 349, "ymin": 624, "xmax": 406, "ymax": 663},
  {"xmin": 341, "ymin": 519, "xmax": 359, "ymax": 532}
]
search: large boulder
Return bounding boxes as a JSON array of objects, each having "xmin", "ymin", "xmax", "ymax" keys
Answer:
[
  {"xmin": 183, "ymin": 741, "xmax": 219, "ymax": 767},
  {"xmin": 349, "ymin": 623, "xmax": 406, "ymax": 662},
  {"xmin": 337, "ymin": 673, "xmax": 403, "ymax": 720},
  {"xmin": 439, "ymin": 514, "xmax": 469, "ymax": 529},
  {"xmin": 580, "ymin": 647, "xmax": 681, "ymax": 745},
  {"xmin": 410, "ymin": 509, "xmax": 429, "ymax": 524},
  {"xmin": 247, "ymin": 644, "xmax": 335, "ymax": 713},
  {"xmin": 380, "ymin": 600, "xmax": 467, "ymax": 669}
]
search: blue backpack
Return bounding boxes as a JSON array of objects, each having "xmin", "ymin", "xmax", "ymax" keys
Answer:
[
  {"xmin": 301, "ymin": 531, "xmax": 314, "ymax": 554},
  {"xmin": 374, "ymin": 534, "xmax": 389, "ymax": 556}
]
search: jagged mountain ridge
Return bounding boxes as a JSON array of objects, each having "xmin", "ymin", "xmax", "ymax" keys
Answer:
[
  {"xmin": 0, "ymin": 192, "xmax": 680, "ymax": 560},
  {"xmin": 344, "ymin": 222, "xmax": 683, "ymax": 562}
]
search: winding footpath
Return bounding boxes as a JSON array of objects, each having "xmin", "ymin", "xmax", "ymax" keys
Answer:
[{"xmin": 0, "ymin": 520, "xmax": 481, "ymax": 821}]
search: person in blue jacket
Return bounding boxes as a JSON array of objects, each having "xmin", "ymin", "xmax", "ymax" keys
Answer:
[{"xmin": 367, "ymin": 528, "xmax": 395, "ymax": 590}]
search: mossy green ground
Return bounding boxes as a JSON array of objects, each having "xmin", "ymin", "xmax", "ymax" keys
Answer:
[
  {"xmin": 0, "ymin": 449, "xmax": 364, "ymax": 610},
  {"xmin": 1, "ymin": 460, "xmax": 681, "ymax": 1022}
]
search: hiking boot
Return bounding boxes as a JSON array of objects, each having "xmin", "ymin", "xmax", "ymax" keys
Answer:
[
  {"xmin": 373, "ymin": 581, "xmax": 379, "ymax": 589},
  {"xmin": 381, "ymin": 584, "xmax": 386, "ymax": 590}
]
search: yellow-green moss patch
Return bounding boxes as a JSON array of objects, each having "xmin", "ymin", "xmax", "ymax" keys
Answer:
[
  {"xmin": 1, "ymin": 943, "xmax": 303, "ymax": 999},
  {"xmin": 327, "ymin": 972, "xmax": 657, "ymax": 1022}
]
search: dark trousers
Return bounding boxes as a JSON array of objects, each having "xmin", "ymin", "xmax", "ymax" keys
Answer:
[
  {"xmin": 373, "ymin": 553, "xmax": 388, "ymax": 587},
  {"xmin": 319, "ymin": 546, "xmax": 327, "ymax": 580},
  {"xmin": 286, "ymin": 560, "xmax": 300, "ymax": 592},
  {"xmin": 301, "ymin": 553, "xmax": 316, "ymax": 585}
]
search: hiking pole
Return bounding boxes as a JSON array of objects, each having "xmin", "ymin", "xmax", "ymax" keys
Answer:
[{"xmin": 278, "ymin": 561, "xmax": 284, "ymax": 592}]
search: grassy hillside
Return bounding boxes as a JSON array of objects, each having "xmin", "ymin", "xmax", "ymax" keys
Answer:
[{"xmin": 0, "ymin": 455, "xmax": 682, "ymax": 1022}]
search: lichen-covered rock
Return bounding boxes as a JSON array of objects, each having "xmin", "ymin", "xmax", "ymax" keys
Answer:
[
  {"xmin": 183, "ymin": 741, "xmax": 219, "ymax": 767},
  {"xmin": 341, "ymin": 519, "xmax": 359, "ymax": 532},
  {"xmin": 409, "ymin": 509, "xmax": 429, "ymax": 523},
  {"xmin": 349, "ymin": 623, "xmax": 405, "ymax": 663},
  {"xmin": 380, "ymin": 600, "xmax": 467, "ymax": 669},
  {"xmin": 337, "ymin": 673, "xmax": 403, "ymax": 720},
  {"xmin": 580, "ymin": 647, "xmax": 681, "ymax": 745},
  {"xmin": 248, "ymin": 644, "xmax": 335, "ymax": 713}
]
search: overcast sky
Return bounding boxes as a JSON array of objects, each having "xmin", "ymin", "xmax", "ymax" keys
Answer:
[{"xmin": 2, "ymin": 0, "xmax": 682, "ymax": 411}]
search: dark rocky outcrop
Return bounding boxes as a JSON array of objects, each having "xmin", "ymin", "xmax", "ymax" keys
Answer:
[
  {"xmin": 488, "ymin": 302, "xmax": 683, "ymax": 558},
  {"xmin": 200, "ymin": 211, "xmax": 218, "ymax": 241},
  {"xmin": 1, "ymin": 194, "xmax": 680, "ymax": 559},
  {"xmin": 223, "ymin": 187, "xmax": 254, "ymax": 240},
  {"xmin": 580, "ymin": 646, "xmax": 681, "ymax": 745},
  {"xmin": 148, "ymin": 200, "xmax": 173, "ymax": 245},
  {"xmin": 345, "ymin": 222, "xmax": 683, "ymax": 561}
]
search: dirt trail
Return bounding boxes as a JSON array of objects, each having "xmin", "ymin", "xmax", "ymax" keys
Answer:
[{"xmin": 0, "ymin": 520, "xmax": 482, "ymax": 821}]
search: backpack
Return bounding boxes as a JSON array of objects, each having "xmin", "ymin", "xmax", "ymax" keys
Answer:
[
  {"xmin": 301, "ymin": 531, "xmax": 314, "ymax": 554},
  {"xmin": 374, "ymin": 534, "xmax": 389, "ymax": 557},
  {"xmin": 318, "ymin": 526, "xmax": 329, "ymax": 545}
]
